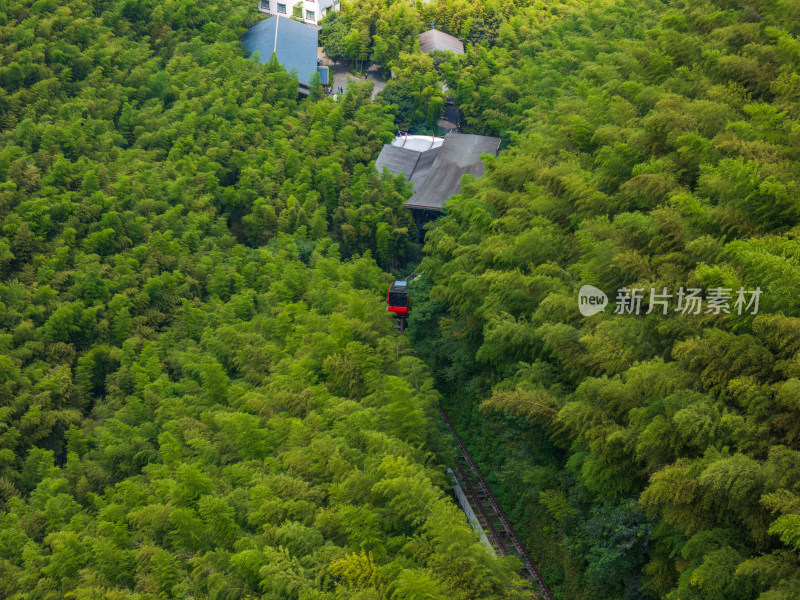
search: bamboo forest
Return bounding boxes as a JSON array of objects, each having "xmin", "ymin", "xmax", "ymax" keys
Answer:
[{"xmin": 1, "ymin": 0, "xmax": 800, "ymax": 598}]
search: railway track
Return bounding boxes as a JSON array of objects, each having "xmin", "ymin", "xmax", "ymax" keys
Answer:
[{"xmin": 439, "ymin": 405, "xmax": 554, "ymax": 600}]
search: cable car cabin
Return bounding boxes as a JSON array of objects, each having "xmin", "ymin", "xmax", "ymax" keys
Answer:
[{"xmin": 387, "ymin": 281, "xmax": 410, "ymax": 317}]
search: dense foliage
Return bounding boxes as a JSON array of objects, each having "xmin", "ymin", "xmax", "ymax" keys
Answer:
[
  {"xmin": 0, "ymin": 0, "xmax": 419, "ymax": 271},
  {"xmin": 410, "ymin": 0, "xmax": 800, "ymax": 599},
  {"xmin": 320, "ymin": 0, "xmax": 525, "ymax": 131},
  {"xmin": 0, "ymin": 0, "xmax": 530, "ymax": 597},
  {"xmin": 6, "ymin": 0, "xmax": 800, "ymax": 597}
]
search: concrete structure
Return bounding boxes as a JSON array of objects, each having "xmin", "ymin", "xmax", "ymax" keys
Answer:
[
  {"xmin": 448, "ymin": 468, "xmax": 495, "ymax": 554},
  {"xmin": 419, "ymin": 29, "xmax": 465, "ymax": 55},
  {"xmin": 257, "ymin": 0, "xmax": 338, "ymax": 27},
  {"xmin": 241, "ymin": 16, "xmax": 329, "ymax": 93}
]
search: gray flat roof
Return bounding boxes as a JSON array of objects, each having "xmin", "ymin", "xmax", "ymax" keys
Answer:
[
  {"xmin": 241, "ymin": 16, "xmax": 327, "ymax": 86},
  {"xmin": 419, "ymin": 29, "xmax": 465, "ymax": 55},
  {"xmin": 405, "ymin": 133, "xmax": 501, "ymax": 211},
  {"xmin": 375, "ymin": 146, "xmax": 421, "ymax": 182},
  {"xmin": 375, "ymin": 144, "xmax": 442, "ymax": 185},
  {"xmin": 410, "ymin": 146, "xmax": 440, "ymax": 189}
]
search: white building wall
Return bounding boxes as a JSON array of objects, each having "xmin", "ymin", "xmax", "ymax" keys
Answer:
[{"xmin": 257, "ymin": 0, "xmax": 339, "ymax": 26}]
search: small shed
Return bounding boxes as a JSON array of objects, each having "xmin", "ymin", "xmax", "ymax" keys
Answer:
[{"xmin": 418, "ymin": 29, "xmax": 465, "ymax": 55}]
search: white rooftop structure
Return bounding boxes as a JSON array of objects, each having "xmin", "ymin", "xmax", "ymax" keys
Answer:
[{"xmin": 390, "ymin": 134, "xmax": 444, "ymax": 152}]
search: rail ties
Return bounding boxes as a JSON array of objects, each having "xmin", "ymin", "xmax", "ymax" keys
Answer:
[{"xmin": 439, "ymin": 405, "xmax": 554, "ymax": 600}]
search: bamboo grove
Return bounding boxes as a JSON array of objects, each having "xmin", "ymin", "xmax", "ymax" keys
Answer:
[
  {"xmin": 0, "ymin": 0, "xmax": 527, "ymax": 597},
  {"xmin": 406, "ymin": 0, "xmax": 800, "ymax": 599},
  {"xmin": 3, "ymin": 0, "xmax": 800, "ymax": 598}
]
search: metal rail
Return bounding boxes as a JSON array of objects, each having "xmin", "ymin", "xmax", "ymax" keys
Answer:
[{"xmin": 439, "ymin": 405, "xmax": 554, "ymax": 600}]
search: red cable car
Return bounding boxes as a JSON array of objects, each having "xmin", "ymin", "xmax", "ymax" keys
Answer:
[{"xmin": 387, "ymin": 280, "xmax": 409, "ymax": 317}]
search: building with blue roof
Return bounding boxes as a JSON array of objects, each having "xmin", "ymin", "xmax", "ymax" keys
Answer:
[{"xmin": 241, "ymin": 15, "xmax": 330, "ymax": 93}]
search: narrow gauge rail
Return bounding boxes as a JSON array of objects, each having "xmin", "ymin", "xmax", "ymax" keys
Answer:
[{"xmin": 439, "ymin": 405, "xmax": 554, "ymax": 600}]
